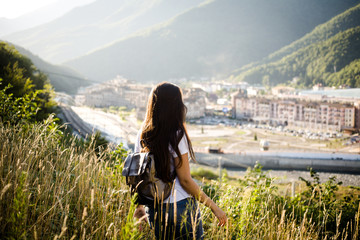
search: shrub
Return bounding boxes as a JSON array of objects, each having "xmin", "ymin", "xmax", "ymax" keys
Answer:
[
  {"xmin": 191, "ymin": 167, "xmax": 219, "ymax": 180},
  {"xmin": 288, "ymin": 168, "xmax": 360, "ymax": 239}
]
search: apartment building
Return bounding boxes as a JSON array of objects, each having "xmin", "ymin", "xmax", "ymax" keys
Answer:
[
  {"xmin": 233, "ymin": 90, "xmax": 357, "ymax": 131},
  {"xmin": 355, "ymin": 101, "xmax": 360, "ymax": 130}
]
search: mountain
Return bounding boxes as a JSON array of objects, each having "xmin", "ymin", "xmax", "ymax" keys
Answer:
[
  {"xmin": 5, "ymin": 42, "xmax": 91, "ymax": 94},
  {"xmin": 0, "ymin": 0, "xmax": 94, "ymax": 37},
  {"xmin": 3, "ymin": 0, "xmax": 206, "ymax": 64},
  {"xmin": 64, "ymin": 0, "xmax": 359, "ymax": 83},
  {"xmin": 233, "ymin": 4, "xmax": 360, "ymax": 88}
]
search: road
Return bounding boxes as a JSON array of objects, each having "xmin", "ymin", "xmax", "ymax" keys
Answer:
[
  {"xmin": 59, "ymin": 104, "xmax": 94, "ymax": 138},
  {"xmin": 70, "ymin": 106, "xmax": 139, "ymax": 148}
]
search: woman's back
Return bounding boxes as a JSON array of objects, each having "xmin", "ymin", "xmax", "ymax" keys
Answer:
[
  {"xmin": 139, "ymin": 82, "xmax": 195, "ymax": 183},
  {"xmin": 133, "ymin": 82, "xmax": 227, "ymax": 240}
]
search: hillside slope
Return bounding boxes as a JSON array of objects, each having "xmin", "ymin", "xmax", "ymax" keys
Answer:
[
  {"xmin": 7, "ymin": 42, "xmax": 90, "ymax": 94},
  {"xmin": 64, "ymin": 0, "xmax": 359, "ymax": 83},
  {"xmin": 3, "ymin": 0, "xmax": 205, "ymax": 64},
  {"xmin": 0, "ymin": 0, "xmax": 94, "ymax": 37},
  {"xmin": 234, "ymin": 4, "xmax": 360, "ymax": 88}
]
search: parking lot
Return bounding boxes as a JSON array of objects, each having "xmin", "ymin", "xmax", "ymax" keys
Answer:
[{"xmin": 187, "ymin": 116, "xmax": 360, "ymax": 154}]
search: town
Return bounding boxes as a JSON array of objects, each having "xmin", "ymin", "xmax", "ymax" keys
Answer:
[{"xmin": 73, "ymin": 76, "xmax": 360, "ymax": 135}]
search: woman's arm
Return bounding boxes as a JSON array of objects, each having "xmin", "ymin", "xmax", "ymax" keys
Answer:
[{"xmin": 174, "ymin": 153, "xmax": 227, "ymax": 226}]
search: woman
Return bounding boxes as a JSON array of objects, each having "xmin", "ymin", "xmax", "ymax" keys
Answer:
[{"xmin": 134, "ymin": 82, "xmax": 227, "ymax": 239}]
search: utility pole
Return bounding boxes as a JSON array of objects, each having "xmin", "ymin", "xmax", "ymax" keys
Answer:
[
  {"xmin": 218, "ymin": 156, "xmax": 222, "ymax": 187},
  {"xmin": 291, "ymin": 181, "xmax": 296, "ymax": 198},
  {"xmin": 209, "ymin": 147, "xmax": 223, "ymax": 187}
]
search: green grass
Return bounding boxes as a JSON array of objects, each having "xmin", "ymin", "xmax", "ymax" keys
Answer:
[
  {"xmin": 235, "ymin": 130, "xmax": 246, "ymax": 135},
  {"xmin": 191, "ymin": 167, "xmax": 219, "ymax": 180}
]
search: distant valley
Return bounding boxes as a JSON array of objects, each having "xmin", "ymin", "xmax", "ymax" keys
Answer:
[{"xmin": 1, "ymin": 0, "xmax": 360, "ymax": 92}]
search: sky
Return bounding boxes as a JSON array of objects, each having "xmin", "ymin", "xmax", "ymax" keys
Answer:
[{"xmin": 0, "ymin": 0, "xmax": 58, "ymax": 19}]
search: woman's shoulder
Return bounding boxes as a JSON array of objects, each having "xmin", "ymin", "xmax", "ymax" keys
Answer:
[
  {"xmin": 169, "ymin": 131, "xmax": 189, "ymax": 158},
  {"xmin": 134, "ymin": 130, "xmax": 142, "ymax": 153}
]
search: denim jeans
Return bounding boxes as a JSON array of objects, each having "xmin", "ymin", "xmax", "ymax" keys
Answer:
[{"xmin": 146, "ymin": 198, "xmax": 204, "ymax": 240}]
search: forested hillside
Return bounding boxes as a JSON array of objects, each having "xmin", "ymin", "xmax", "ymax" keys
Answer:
[
  {"xmin": 61, "ymin": 0, "xmax": 359, "ymax": 82},
  {"xmin": 234, "ymin": 4, "xmax": 360, "ymax": 88}
]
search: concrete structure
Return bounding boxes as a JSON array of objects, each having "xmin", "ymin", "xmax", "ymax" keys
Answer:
[{"xmin": 196, "ymin": 152, "xmax": 360, "ymax": 174}]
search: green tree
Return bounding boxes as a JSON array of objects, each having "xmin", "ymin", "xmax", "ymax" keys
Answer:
[
  {"xmin": 0, "ymin": 42, "xmax": 55, "ymax": 123},
  {"xmin": 0, "ymin": 80, "xmax": 40, "ymax": 124},
  {"xmin": 262, "ymin": 75, "xmax": 270, "ymax": 90}
]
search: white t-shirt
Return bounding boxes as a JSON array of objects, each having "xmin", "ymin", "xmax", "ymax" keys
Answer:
[{"xmin": 134, "ymin": 130, "xmax": 191, "ymax": 203}]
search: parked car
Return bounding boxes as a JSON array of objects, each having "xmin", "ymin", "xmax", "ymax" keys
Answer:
[{"xmin": 208, "ymin": 147, "xmax": 224, "ymax": 154}]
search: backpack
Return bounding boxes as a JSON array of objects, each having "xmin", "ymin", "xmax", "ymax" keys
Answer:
[{"xmin": 122, "ymin": 151, "xmax": 173, "ymax": 205}]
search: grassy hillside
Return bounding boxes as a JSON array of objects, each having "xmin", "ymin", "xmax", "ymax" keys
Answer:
[
  {"xmin": 234, "ymin": 4, "xmax": 360, "ymax": 88},
  {"xmin": 64, "ymin": 0, "xmax": 359, "ymax": 83},
  {"xmin": 0, "ymin": 120, "xmax": 359, "ymax": 239}
]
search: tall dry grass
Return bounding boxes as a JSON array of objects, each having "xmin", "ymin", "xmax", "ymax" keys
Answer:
[
  {"xmin": 0, "ymin": 119, "xmax": 149, "ymax": 239},
  {"xmin": 198, "ymin": 167, "xmax": 359, "ymax": 240},
  {"xmin": 0, "ymin": 119, "xmax": 359, "ymax": 239}
]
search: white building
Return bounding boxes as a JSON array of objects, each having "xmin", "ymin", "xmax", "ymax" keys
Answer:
[
  {"xmin": 76, "ymin": 78, "xmax": 151, "ymax": 109},
  {"xmin": 183, "ymin": 88, "xmax": 206, "ymax": 119}
]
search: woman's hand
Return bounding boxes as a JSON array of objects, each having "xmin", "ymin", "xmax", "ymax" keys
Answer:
[
  {"xmin": 133, "ymin": 205, "xmax": 148, "ymax": 230},
  {"xmin": 212, "ymin": 206, "xmax": 227, "ymax": 227},
  {"xmin": 133, "ymin": 205, "xmax": 147, "ymax": 219}
]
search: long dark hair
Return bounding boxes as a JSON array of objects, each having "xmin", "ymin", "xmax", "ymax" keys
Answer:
[{"xmin": 140, "ymin": 82, "xmax": 195, "ymax": 183}]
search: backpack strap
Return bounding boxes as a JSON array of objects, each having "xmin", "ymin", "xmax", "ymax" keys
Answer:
[
  {"xmin": 122, "ymin": 154, "xmax": 134, "ymax": 186},
  {"xmin": 122, "ymin": 154, "xmax": 134, "ymax": 176},
  {"xmin": 140, "ymin": 139, "xmax": 148, "ymax": 149}
]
